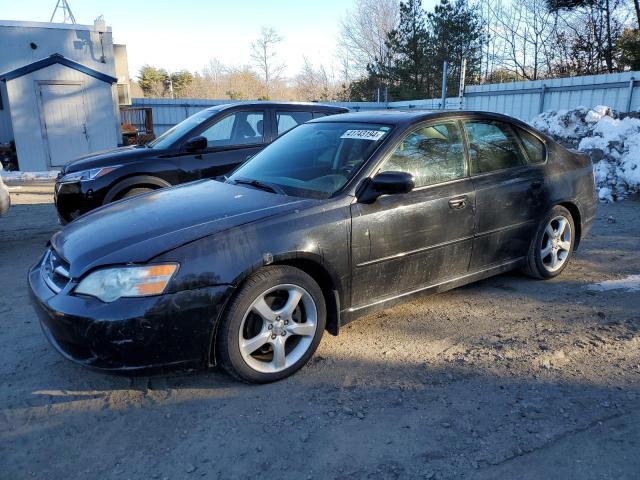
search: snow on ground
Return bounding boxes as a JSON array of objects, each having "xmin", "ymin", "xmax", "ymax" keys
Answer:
[
  {"xmin": 531, "ymin": 106, "xmax": 640, "ymax": 201},
  {"xmin": 0, "ymin": 170, "xmax": 58, "ymax": 181},
  {"xmin": 587, "ymin": 274, "xmax": 640, "ymax": 292}
]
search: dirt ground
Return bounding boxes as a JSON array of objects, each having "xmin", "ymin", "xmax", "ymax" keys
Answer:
[{"xmin": 1, "ymin": 182, "xmax": 639, "ymax": 480}]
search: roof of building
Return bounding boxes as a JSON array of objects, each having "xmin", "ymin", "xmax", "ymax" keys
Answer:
[
  {"xmin": 0, "ymin": 53, "xmax": 117, "ymax": 84},
  {"xmin": 0, "ymin": 19, "xmax": 112, "ymax": 32}
]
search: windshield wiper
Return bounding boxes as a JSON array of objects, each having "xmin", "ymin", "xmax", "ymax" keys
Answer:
[{"xmin": 232, "ymin": 178, "xmax": 287, "ymax": 195}]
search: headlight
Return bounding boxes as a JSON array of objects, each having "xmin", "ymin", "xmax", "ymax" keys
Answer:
[
  {"xmin": 75, "ymin": 264, "xmax": 178, "ymax": 302},
  {"xmin": 59, "ymin": 165, "xmax": 121, "ymax": 183}
]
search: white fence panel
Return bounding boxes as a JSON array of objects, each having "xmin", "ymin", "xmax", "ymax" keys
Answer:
[
  {"xmin": 465, "ymin": 71, "xmax": 639, "ymax": 121},
  {"xmin": 132, "ymin": 71, "xmax": 640, "ymax": 133}
]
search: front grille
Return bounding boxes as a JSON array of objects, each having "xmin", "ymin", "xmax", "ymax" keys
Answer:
[{"xmin": 41, "ymin": 249, "xmax": 71, "ymax": 293}]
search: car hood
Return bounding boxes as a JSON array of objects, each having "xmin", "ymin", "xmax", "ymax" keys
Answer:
[
  {"xmin": 50, "ymin": 180, "xmax": 313, "ymax": 277},
  {"xmin": 62, "ymin": 145, "xmax": 166, "ymax": 173}
]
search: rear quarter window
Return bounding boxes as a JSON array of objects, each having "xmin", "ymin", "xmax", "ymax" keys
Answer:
[{"xmin": 517, "ymin": 127, "xmax": 546, "ymax": 164}]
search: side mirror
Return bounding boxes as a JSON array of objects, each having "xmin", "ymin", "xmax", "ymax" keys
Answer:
[
  {"xmin": 358, "ymin": 171, "xmax": 415, "ymax": 203},
  {"xmin": 184, "ymin": 136, "xmax": 208, "ymax": 152}
]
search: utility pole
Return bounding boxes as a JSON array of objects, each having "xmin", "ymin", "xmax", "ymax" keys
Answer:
[
  {"xmin": 441, "ymin": 61, "xmax": 448, "ymax": 110},
  {"xmin": 50, "ymin": 0, "xmax": 76, "ymax": 24}
]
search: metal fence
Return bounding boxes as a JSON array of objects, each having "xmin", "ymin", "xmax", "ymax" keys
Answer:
[
  {"xmin": 464, "ymin": 71, "xmax": 639, "ymax": 120},
  {"xmin": 132, "ymin": 70, "xmax": 639, "ymax": 133}
]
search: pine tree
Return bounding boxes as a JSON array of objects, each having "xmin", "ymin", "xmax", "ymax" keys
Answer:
[
  {"xmin": 383, "ymin": 0, "xmax": 432, "ymax": 100},
  {"xmin": 428, "ymin": 0, "xmax": 485, "ymax": 96}
]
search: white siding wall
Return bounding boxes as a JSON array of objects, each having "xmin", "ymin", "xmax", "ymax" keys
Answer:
[
  {"xmin": 0, "ymin": 82, "xmax": 13, "ymax": 143},
  {"xmin": 0, "ymin": 21, "xmax": 121, "ymax": 170},
  {"xmin": 6, "ymin": 64, "xmax": 119, "ymax": 171},
  {"xmin": 0, "ymin": 21, "xmax": 115, "ymax": 77}
]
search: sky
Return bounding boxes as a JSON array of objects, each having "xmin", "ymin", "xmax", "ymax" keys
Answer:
[{"xmin": 0, "ymin": 0, "xmax": 363, "ymax": 79}]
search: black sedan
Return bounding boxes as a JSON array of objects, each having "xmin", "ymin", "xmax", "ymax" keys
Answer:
[
  {"xmin": 30, "ymin": 110, "xmax": 597, "ymax": 383},
  {"xmin": 54, "ymin": 101, "xmax": 348, "ymax": 223}
]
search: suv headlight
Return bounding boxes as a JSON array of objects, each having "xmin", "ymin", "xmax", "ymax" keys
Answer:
[
  {"xmin": 75, "ymin": 264, "xmax": 178, "ymax": 302},
  {"xmin": 59, "ymin": 165, "xmax": 121, "ymax": 183}
]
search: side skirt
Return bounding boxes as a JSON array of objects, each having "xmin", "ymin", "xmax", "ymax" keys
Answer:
[{"xmin": 340, "ymin": 257, "xmax": 525, "ymax": 326}]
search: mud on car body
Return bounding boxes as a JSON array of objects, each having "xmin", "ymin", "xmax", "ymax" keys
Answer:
[{"xmin": 30, "ymin": 110, "xmax": 597, "ymax": 383}]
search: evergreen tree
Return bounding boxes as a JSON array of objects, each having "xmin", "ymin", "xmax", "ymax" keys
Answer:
[
  {"xmin": 349, "ymin": 0, "xmax": 486, "ymax": 101},
  {"xmin": 138, "ymin": 65, "xmax": 169, "ymax": 97},
  {"xmin": 383, "ymin": 0, "xmax": 432, "ymax": 100},
  {"xmin": 428, "ymin": 0, "xmax": 485, "ymax": 96}
]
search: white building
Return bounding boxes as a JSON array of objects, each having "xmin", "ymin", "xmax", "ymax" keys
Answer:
[{"xmin": 0, "ymin": 20, "xmax": 128, "ymax": 171}]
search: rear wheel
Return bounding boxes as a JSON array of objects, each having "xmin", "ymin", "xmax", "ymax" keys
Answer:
[
  {"xmin": 523, "ymin": 205, "xmax": 575, "ymax": 279},
  {"xmin": 217, "ymin": 266, "xmax": 326, "ymax": 383}
]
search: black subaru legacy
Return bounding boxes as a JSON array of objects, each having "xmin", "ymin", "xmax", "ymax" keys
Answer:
[
  {"xmin": 54, "ymin": 101, "xmax": 348, "ymax": 223},
  {"xmin": 30, "ymin": 110, "xmax": 597, "ymax": 383}
]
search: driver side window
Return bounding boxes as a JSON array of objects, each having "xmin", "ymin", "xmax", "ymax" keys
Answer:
[
  {"xmin": 379, "ymin": 122, "xmax": 466, "ymax": 188},
  {"xmin": 199, "ymin": 111, "xmax": 265, "ymax": 148}
]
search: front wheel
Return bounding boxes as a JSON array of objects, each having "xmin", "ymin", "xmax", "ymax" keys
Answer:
[
  {"xmin": 523, "ymin": 205, "xmax": 575, "ymax": 279},
  {"xmin": 217, "ymin": 266, "xmax": 326, "ymax": 383},
  {"xmin": 121, "ymin": 187, "xmax": 155, "ymax": 199}
]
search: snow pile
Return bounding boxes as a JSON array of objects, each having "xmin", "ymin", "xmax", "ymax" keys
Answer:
[
  {"xmin": 531, "ymin": 106, "xmax": 640, "ymax": 201},
  {"xmin": 0, "ymin": 170, "xmax": 59, "ymax": 182}
]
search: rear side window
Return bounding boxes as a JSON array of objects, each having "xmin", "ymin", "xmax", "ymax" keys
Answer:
[
  {"xmin": 276, "ymin": 111, "xmax": 313, "ymax": 136},
  {"xmin": 517, "ymin": 127, "xmax": 546, "ymax": 164},
  {"xmin": 313, "ymin": 112, "xmax": 327, "ymax": 119},
  {"xmin": 463, "ymin": 121, "xmax": 526, "ymax": 174},
  {"xmin": 379, "ymin": 122, "xmax": 466, "ymax": 188},
  {"xmin": 200, "ymin": 111, "xmax": 264, "ymax": 147}
]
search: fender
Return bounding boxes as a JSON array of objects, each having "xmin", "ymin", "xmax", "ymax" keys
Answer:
[{"xmin": 103, "ymin": 175, "xmax": 173, "ymax": 204}]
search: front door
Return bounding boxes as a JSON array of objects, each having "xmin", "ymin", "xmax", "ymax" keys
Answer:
[
  {"xmin": 350, "ymin": 121, "xmax": 476, "ymax": 308},
  {"xmin": 177, "ymin": 109, "xmax": 267, "ymax": 181},
  {"xmin": 39, "ymin": 83, "xmax": 90, "ymax": 167}
]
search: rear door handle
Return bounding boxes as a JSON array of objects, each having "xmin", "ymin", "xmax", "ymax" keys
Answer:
[
  {"xmin": 449, "ymin": 196, "xmax": 468, "ymax": 210},
  {"xmin": 531, "ymin": 180, "xmax": 543, "ymax": 189}
]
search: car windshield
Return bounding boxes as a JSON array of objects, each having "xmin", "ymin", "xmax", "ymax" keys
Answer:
[
  {"xmin": 147, "ymin": 109, "xmax": 216, "ymax": 149},
  {"xmin": 228, "ymin": 122, "xmax": 392, "ymax": 198}
]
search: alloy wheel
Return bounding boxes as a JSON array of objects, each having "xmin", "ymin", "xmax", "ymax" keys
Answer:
[
  {"xmin": 540, "ymin": 215, "xmax": 572, "ymax": 273},
  {"xmin": 238, "ymin": 284, "xmax": 318, "ymax": 374}
]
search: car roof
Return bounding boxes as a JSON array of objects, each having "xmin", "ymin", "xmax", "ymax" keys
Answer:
[
  {"xmin": 203, "ymin": 101, "xmax": 349, "ymax": 114},
  {"xmin": 309, "ymin": 109, "xmax": 532, "ymax": 129}
]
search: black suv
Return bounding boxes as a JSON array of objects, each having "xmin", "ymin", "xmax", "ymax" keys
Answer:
[{"xmin": 55, "ymin": 102, "xmax": 348, "ymax": 222}]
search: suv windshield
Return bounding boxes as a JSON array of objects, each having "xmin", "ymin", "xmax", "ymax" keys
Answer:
[
  {"xmin": 147, "ymin": 109, "xmax": 217, "ymax": 149},
  {"xmin": 228, "ymin": 122, "xmax": 392, "ymax": 198}
]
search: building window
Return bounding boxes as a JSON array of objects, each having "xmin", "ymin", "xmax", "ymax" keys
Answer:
[{"xmin": 117, "ymin": 83, "xmax": 130, "ymax": 106}]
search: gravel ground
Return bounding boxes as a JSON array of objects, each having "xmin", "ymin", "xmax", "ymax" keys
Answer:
[{"xmin": 1, "ymin": 183, "xmax": 639, "ymax": 480}]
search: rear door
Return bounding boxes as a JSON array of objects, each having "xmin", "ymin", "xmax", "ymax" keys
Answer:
[
  {"xmin": 462, "ymin": 118, "xmax": 545, "ymax": 270},
  {"xmin": 350, "ymin": 121, "xmax": 475, "ymax": 307},
  {"xmin": 177, "ymin": 108, "xmax": 268, "ymax": 180}
]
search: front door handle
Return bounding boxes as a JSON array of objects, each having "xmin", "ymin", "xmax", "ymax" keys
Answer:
[
  {"xmin": 531, "ymin": 180, "xmax": 543, "ymax": 189},
  {"xmin": 449, "ymin": 196, "xmax": 468, "ymax": 210}
]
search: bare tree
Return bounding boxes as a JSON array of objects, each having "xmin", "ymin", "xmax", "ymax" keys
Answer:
[
  {"xmin": 486, "ymin": 0, "xmax": 559, "ymax": 80},
  {"xmin": 294, "ymin": 57, "xmax": 338, "ymax": 101},
  {"xmin": 250, "ymin": 27, "xmax": 286, "ymax": 97},
  {"xmin": 336, "ymin": 0, "xmax": 399, "ymax": 79}
]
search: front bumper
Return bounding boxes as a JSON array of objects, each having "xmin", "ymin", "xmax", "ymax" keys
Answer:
[
  {"xmin": 54, "ymin": 180, "xmax": 103, "ymax": 224},
  {"xmin": 29, "ymin": 261, "xmax": 234, "ymax": 372}
]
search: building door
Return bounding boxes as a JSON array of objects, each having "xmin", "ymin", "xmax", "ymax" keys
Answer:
[{"xmin": 39, "ymin": 83, "xmax": 90, "ymax": 167}]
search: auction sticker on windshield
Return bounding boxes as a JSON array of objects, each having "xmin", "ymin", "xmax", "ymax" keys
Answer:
[{"xmin": 340, "ymin": 130, "xmax": 387, "ymax": 141}]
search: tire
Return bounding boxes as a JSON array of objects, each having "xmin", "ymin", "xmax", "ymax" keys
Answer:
[
  {"xmin": 217, "ymin": 266, "xmax": 326, "ymax": 383},
  {"xmin": 522, "ymin": 205, "xmax": 575, "ymax": 279},
  {"xmin": 121, "ymin": 187, "xmax": 155, "ymax": 199}
]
